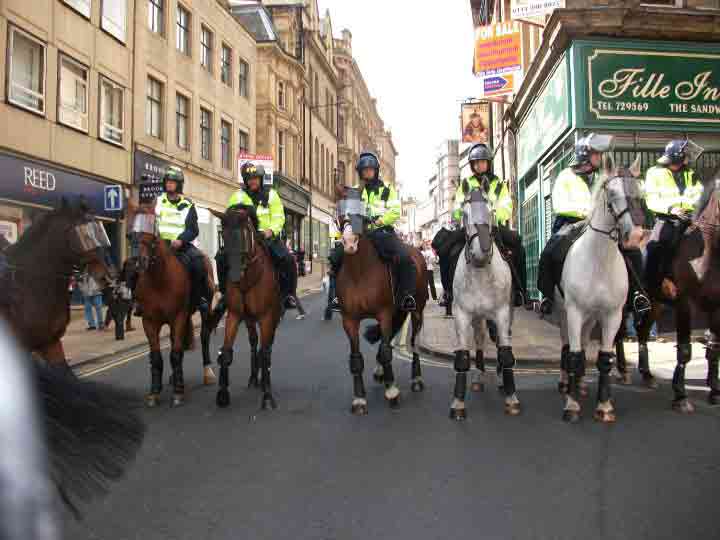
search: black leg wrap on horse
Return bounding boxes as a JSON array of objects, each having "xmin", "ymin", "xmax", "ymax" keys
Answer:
[
  {"xmin": 638, "ymin": 342, "xmax": 650, "ymax": 374},
  {"xmin": 218, "ymin": 348, "xmax": 233, "ymax": 368},
  {"xmin": 597, "ymin": 351, "xmax": 614, "ymax": 403},
  {"xmin": 475, "ymin": 349, "xmax": 485, "ymax": 372},
  {"xmin": 454, "ymin": 372, "xmax": 468, "ymax": 401},
  {"xmin": 706, "ymin": 345, "xmax": 720, "ymax": 392},
  {"xmin": 350, "ymin": 352, "xmax": 364, "ymax": 376},
  {"xmin": 149, "ymin": 350, "xmax": 163, "ymax": 394},
  {"xmin": 578, "ymin": 350, "xmax": 587, "ymax": 379},
  {"xmin": 560, "ymin": 345, "xmax": 570, "ymax": 371},
  {"xmin": 378, "ymin": 342, "xmax": 393, "ymax": 367},
  {"xmin": 260, "ymin": 346, "xmax": 273, "ymax": 370},
  {"xmin": 678, "ymin": 343, "xmax": 692, "ymax": 365},
  {"xmin": 454, "ymin": 350, "xmax": 471, "ymax": 373},
  {"xmin": 498, "ymin": 346, "xmax": 516, "ymax": 396},
  {"xmin": 170, "ymin": 350, "xmax": 185, "ymax": 392},
  {"xmin": 672, "ymin": 343, "xmax": 692, "ymax": 399},
  {"xmin": 567, "ymin": 351, "xmax": 583, "ymax": 398}
]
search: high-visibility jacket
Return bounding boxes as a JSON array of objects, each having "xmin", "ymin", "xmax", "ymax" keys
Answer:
[
  {"xmin": 552, "ymin": 168, "xmax": 593, "ymax": 219},
  {"xmin": 644, "ymin": 165, "xmax": 702, "ymax": 216},
  {"xmin": 453, "ymin": 174, "xmax": 512, "ymax": 224},
  {"xmin": 227, "ymin": 188, "xmax": 286, "ymax": 237},
  {"xmin": 362, "ymin": 183, "xmax": 400, "ymax": 229},
  {"xmin": 155, "ymin": 194, "xmax": 194, "ymax": 241}
]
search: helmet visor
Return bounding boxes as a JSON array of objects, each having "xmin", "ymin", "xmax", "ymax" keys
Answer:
[
  {"xmin": 74, "ymin": 221, "xmax": 111, "ymax": 252},
  {"xmin": 131, "ymin": 214, "xmax": 157, "ymax": 235},
  {"xmin": 684, "ymin": 139, "xmax": 704, "ymax": 163},
  {"xmin": 586, "ymin": 133, "xmax": 615, "ymax": 153},
  {"xmin": 337, "ymin": 198, "xmax": 367, "ymax": 218}
]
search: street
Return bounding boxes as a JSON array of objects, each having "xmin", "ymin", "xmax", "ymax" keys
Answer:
[{"xmin": 64, "ymin": 293, "xmax": 720, "ymax": 540}]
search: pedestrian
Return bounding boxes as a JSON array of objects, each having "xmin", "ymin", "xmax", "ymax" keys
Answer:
[
  {"xmin": 421, "ymin": 241, "xmax": 438, "ymax": 301},
  {"xmin": 79, "ymin": 271, "xmax": 104, "ymax": 331}
]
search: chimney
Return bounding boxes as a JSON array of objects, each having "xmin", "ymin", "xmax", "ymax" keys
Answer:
[{"xmin": 341, "ymin": 28, "xmax": 352, "ymax": 54}]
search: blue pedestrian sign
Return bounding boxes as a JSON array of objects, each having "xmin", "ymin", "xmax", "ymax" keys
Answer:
[{"xmin": 104, "ymin": 185, "xmax": 123, "ymax": 212}]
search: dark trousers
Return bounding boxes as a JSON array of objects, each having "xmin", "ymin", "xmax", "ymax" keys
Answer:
[
  {"xmin": 367, "ymin": 228, "xmax": 416, "ymax": 297},
  {"xmin": 177, "ymin": 244, "xmax": 211, "ymax": 309},
  {"xmin": 537, "ymin": 216, "xmax": 584, "ymax": 301},
  {"xmin": 621, "ymin": 248, "xmax": 646, "ymax": 303},
  {"xmin": 438, "ymin": 242, "xmax": 464, "ymax": 300},
  {"xmin": 645, "ymin": 217, "xmax": 687, "ymax": 292},
  {"xmin": 266, "ymin": 237, "xmax": 298, "ymax": 299},
  {"xmin": 427, "ymin": 269, "xmax": 437, "ymax": 300}
]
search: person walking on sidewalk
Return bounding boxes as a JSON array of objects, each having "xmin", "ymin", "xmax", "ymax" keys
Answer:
[
  {"xmin": 79, "ymin": 271, "xmax": 104, "ymax": 331},
  {"xmin": 422, "ymin": 241, "xmax": 438, "ymax": 301}
]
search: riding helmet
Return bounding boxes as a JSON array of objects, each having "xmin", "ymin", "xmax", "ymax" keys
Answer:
[
  {"xmin": 573, "ymin": 133, "xmax": 614, "ymax": 169},
  {"xmin": 356, "ymin": 152, "xmax": 380, "ymax": 181},
  {"xmin": 163, "ymin": 166, "xmax": 185, "ymax": 194},
  {"xmin": 241, "ymin": 162, "xmax": 266, "ymax": 185},
  {"xmin": 657, "ymin": 140, "xmax": 688, "ymax": 166},
  {"xmin": 468, "ymin": 143, "xmax": 493, "ymax": 175}
]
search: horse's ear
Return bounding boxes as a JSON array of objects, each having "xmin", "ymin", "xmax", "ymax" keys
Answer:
[
  {"xmin": 629, "ymin": 154, "xmax": 642, "ymax": 178},
  {"xmin": 601, "ymin": 152, "xmax": 616, "ymax": 178}
]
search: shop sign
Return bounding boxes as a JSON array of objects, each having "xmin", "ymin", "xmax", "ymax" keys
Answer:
[
  {"xmin": 577, "ymin": 40, "xmax": 720, "ymax": 130},
  {"xmin": 473, "ymin": 21, "xmax": 522, "ymax": 97},
  {"xmin": 461, "ymin": 102, "xmax": 491, "ymax": 144},
  {"xmin": 0, "ymin": 152, "xmax": 118, "ymax": 218},
  {"xmin": 517, "ymin": 56, "xmax": 571, "ymax": 178},
  {"xmin": 511, "ymin": 0, "xmax": 564, "ymax": 20},
  {"xmin": 134, "ymin": 150, "xmax": 171, "ymax": 204}
]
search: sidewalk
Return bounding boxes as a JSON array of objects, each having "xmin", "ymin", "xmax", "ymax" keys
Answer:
[
  {"xmin": 418, "ymin": 296, "xmax": 712, "ymax": 380},
  {"xmin": 63, "ymin": 272, "xmax": 325, "ymax": 367}
]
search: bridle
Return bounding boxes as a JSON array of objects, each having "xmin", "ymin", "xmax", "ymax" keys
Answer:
[
  {"xmin": 463, "ymin": 197, "xmax": 495, "ymax": 265},
  {"xmin": 224, "ymin": 208, "xmax": 261, "ymax": 275},
  {"xmin": 587, "ymin": 176, "xmax": 639, "ymax": 243}
]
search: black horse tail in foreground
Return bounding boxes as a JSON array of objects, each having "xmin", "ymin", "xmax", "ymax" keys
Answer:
[{"xmin": 0, "ymin": 321, "xmax": 146, "ymax": 540}]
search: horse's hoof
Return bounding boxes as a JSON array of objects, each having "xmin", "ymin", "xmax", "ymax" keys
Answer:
[
  {"xmin": 642, "ymin": 375, "xmax": 659, "ymax": 390},
  {"xmin": 373, "ymin": 372, "xmax": 384, "ymax": 384},
  {"xmin": 203, "ymin": 367, "xmax": 217, "ymax": 386},
  {"xmin": 562, "ymin": 410, "xmax": 581, "ymax": 423},
  {"xmin": 261, "ymin": 395, "xmax": 278, "ymax": 411},
  {"xmin": 471, "ymin": 382, "xmax": 484, "ymax": 392},
  {"xmin": 387, "ymin": 396, "xmax": 400, "ymax": 409},
  {"xmin": 351, "ymin": 403, "xmax": 368, "ymax": 416},
  {"xmin": 216, "ymin": 389, "xmax": 230, "ymax": 408},
  {"xmin": 411, "ymin": 380, "xmax": 425, "ymax": 393},
  {"xmin": 505, "ymin": 402, "xmax": 521, "ymax": 416},
  {"xmin": 171, "ymin": 393, "xmax": 185, "ymax": 408},
  {"xmin": 672, "ymin": 399, "xmax": 695, "ymax": 414},
  {"xmin": 449, "ymin": 408, "xmax": 467, "ymax": 421},
  {"xmin": 145, "ymin": 393, "xmax": 160, "ymax": 408},
  {"xmin": 593, "ymin": 409, "xmax": 616, "ymax": 423},
  {"xmin": 248, "ymin": 376, "xmax": 259, "ymax": 389},
  {"xmin": 558, "ymin": 382, "xmax": 568, "ymax": 394}
]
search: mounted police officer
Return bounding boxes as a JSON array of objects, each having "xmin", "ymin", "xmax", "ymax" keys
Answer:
[
  {"xmin": 155, "ymin": 166, "xmax": 212, "ymax": 314},
  {"xmin": 644, "ymin": 139, "xmax": 704, "ymax": 300},
  {"xmin": 215, "ymin": 163, "xmax": 298, "ymax": 311},
  {"xmin": 324, "ymin": 227, "xmax": 343, "ymax": 321},
  {"xmin": 451, "ymin": 143, "xmax": 528, "ymax": 307},
  {"xmin": 537, "ymin": 133, "xmax": 650, "ymax": 316}
]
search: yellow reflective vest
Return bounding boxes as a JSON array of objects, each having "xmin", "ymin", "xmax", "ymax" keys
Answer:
[
  {"xmin": 644, "ymin": 166, "xmax": 702, "ymax": 215},
  {"xmin": 453, "ymin": 175, "xmax": 512, "ymax": 224},
  {"xmin": 362, "ymin": 183, "xmax": 400, "ymax": 229},
  {"xmin": 227, "ymin": 188, "xmax": 286, "ymax": 236},
  {"xmin": 155, "ymin": 194, "xmax": 192, "ymax": 241},
  {"xmin": 552, "ymin": 168, "xmax": 593, "ymax": 219}
]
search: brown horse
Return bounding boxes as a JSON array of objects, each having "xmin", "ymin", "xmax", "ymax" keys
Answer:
[
  {"xmin": 0, "ymin": 198, "xmax": 114, "ymax": 371},
  {"xmin": 335, "ymin": 186, "xmax": 428, "ymax": 415},
  {"xmin": 209, "ymin": 206, "xmax": 282, "ymax": 410},
  {"xmin": 616, "ymin": 172, "xmax": 720, "ymax": 413},
  {"xmin": 127, "ymin": 204, "xmax": 217, "ymax": 408}
]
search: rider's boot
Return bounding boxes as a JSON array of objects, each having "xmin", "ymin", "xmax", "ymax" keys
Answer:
[
  {"xmin": 398, "ymin": 255, "xmax": 417, "ymax": 312},
  {"xmin": 540, "ymin": 298, "xmax": 553, "ymax": 315}
]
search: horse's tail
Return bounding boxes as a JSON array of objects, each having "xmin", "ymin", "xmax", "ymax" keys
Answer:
[
  {"xmin": 38, "ymin": 365, "xmax": 146, "ymax": 519},
  {"xmin": 363, "ymin": 309, "xmax": 409, "ymax": 345},
  {"xmin": 183, "ymin": 312, "xmax": 195, "ymax": 351}
]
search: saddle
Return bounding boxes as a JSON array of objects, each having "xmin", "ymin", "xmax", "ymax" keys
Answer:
[{"xmin": 547, "ymin": 221, "xmax": 587, "ymax": 293}]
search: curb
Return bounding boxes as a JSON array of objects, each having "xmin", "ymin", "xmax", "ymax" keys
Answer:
[{"xmin": 417, "ymin": 339, "xmax": 562, "ymax": 369}]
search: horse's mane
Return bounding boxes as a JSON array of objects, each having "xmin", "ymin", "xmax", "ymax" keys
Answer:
[
  {"xmin": 694, "ymin": 167, "xmax": 720, "ymax": 219},
  {"xmin": 5, "ymin": 210, "xmax": 56, "ymax": 258}
]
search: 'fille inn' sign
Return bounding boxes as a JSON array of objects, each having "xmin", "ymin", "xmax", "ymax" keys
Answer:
[{"xmin": 578, "ymin": 41, "xmax": 720, "ymax": 130}]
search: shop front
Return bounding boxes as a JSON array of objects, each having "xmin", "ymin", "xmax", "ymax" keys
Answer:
[
  {"xmin": 514, "ymin": 39, "xmax": 720, "ymax": 300},
  {"xmin": 0, "ymin": 150, "xmax": 127, "ymax": 265},
  {"xmin": 274, "ymin": 173, "xmax": 311, "ymax": 252}
]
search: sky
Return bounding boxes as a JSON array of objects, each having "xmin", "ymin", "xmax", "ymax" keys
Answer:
[{"xmin": 321, "ymin": 1, "xmax": 480, "ymax": 199}]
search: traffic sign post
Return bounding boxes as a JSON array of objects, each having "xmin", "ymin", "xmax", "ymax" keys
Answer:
[{"xmin": 104, "ymin": 185, "xmax": 123, "ymax": 212}]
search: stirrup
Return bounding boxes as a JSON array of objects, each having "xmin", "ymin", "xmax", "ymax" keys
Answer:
[
  {"xmin": 400, "ymin": 294, "xmax": 417, "ymax": 312},
  {"xmin": 330, "ymin": 297, "xmax": 341, "ymax": 312},
  {"xmin": 632, "ymin": 292, "xmax": 651, "ymax": 314}
]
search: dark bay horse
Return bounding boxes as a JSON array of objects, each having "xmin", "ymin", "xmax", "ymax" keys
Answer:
[
  {"xmin": 209, "ymin": 206, "xmax": 282, "ymax": 410},
  {"xmin": 0, "ymin": 199, "xmax": 114, "ymax": 371},
  {"xmin": 616, "ymin": 172, "xmax": 720, "ymax": 413},
  {"xmin": 0, "ymin": 319, "xmax": 145, "ymax": 538},
  {"xmin": 127, "ymin": 205, "xmax": 217, "ymax": 408},
  {"xmin": 335, "ymin": 186, "xmax": 428, "ymax": 415}
]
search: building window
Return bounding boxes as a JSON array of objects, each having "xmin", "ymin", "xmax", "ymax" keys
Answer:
[
  {"xmin": 321, "ymin": 144, "xmax": 325, "ymax": 192},
  {"xmin": 99, "ymin": 77, "xmax": 124, "ymax": 145},
  {"xmin": 176, "ymin": 93, "xmax": 189, "ymax": 150},
  {"xmin": 278, "ymin": 130, "xmax": 285, "ymax": 173},
  {"xmin": 278, "ymin": 81, "xmax": 285, "ymax": 110},
  {"xmin": 331, "ymin": 153, "xmax": 335, "ymax": 187},
  {"xmin": 7, "ymin": 27, "xmax": 46, "ymax": 115},
  {"xmin": 314, "ymin": 139, "xmax": 319, "ymax": 187},
  {"xmin": 314, "ymin": 74, "xmax": 319, "ymax": 107},
  {"xmin": 62, "ymin": 0, "xmax": 91, "ymax": 17},
  {"xmin": 101, "ymin": 0, "xmax": 127, "ymax": 42},
  {"xmin": 200, "ymin": 107, "xmax": 212, "ymax": 161},
  {"xmin": 176, "ymin": 5, "xmax": 190, "ymax": 55},
  {"xmin": 148, "ymin": 0, "xmax": 164, "ymax": 35},
  {"xmin": 238, "ymin": 59, "xmax": 249, "ymax": 98},
  {"xmin": 221, "ymin": 120, "xmax": 232, "ymax": 170},
  {"xmin": 146, "ymin": 77, "xmax": 163, "ymax": 138},
  {"xmin": 338, "ymin": 114, "xmax": 345, "ymax": 144},
  {"xmin": 221, "ymin": 44, "xmax": 232, "ymax": 86},
  {"xmin": 238, "ymin": 129, "xmax": 249, "ymax": 153},
  {"xmin": 58, "ymin": 55, "xmax": 88, "ymax": 132},
  {"xmin": 200, "ymin": 25, "xmax": 213, "ymax": 73}
]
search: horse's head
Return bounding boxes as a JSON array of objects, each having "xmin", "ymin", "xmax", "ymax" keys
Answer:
[
  {"xmin": 51, "ymin": 198, "xmax": 115, "ymax": 286},
  {"xmin": 693, "ymin": 167, "xmax": 720, "ymax": 248},
  {"xmin": 215, "ymin": 205, "xmax": 259, "ymax": 275},
  {"xmin": 127, "ymin": 203, "xmax": 159, "ymax": 273},
  {"xmin": 336, "ymin": 186, "xmax": 366, "ymax": 256},
  {"xmin": 462, "ymin": 189, "xmax": 494, "ymax": 268},
  {"xmin": 595, "ymin": 156, "xmax": 645, "ymax": 249}
]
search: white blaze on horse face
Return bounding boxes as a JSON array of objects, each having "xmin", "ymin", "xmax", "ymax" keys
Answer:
[{"xmin": 342, "ymin": 223, "xmax": 359, "ymax": 255}]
